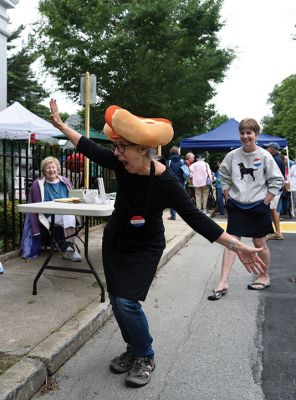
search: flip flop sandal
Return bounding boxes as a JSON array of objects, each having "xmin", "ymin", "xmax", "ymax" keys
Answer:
[
  {"xmin": 247, "ymin": 282, "xmax": 271, "ymax": 290},
  {"xmin": 267, "ymin": 233, "xmax": 284, "ymax": 240},
  {"xmin": 208, "ymin": 288, "xmax": 228, "ymax": 301}
]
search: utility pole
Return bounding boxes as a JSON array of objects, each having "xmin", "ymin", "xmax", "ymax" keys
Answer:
[
  {"xmin": 80, "ymin": 72, "xmax": 96, "ymax": 188},
  {"xmin": 84, "ymin": 72, "xmax": 90, "ymax": 188}
]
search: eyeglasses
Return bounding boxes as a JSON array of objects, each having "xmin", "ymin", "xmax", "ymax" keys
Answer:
[{"xmin": 111, "ymin": 143, "xmax": 136, "ymax": 154}]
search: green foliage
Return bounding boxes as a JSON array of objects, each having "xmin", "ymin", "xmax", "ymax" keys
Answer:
[
  {"xmin": 60, "ymin": 112, "xmax": 70, "ymax": 122},
  {"xmin": 32, "ymin": 0, "xmax": 234, "ymax": 139},
  {"xmin": 262, "ymin": 75, "xmax": 296, "ymax": 156},
  {"xmin": 207, "ymin": 113, "xmax": 229, "ymax": 131},
  {"xmin": 7, "ymin": 26, "xmax": 50, "ymax": 118},
  {"xmin": 0, "ymin": 200, "xmax": 21, "ymax": 253},
  {"xmin": 0, "ymin": 158, "xmax": 12, "ymax": 192}
]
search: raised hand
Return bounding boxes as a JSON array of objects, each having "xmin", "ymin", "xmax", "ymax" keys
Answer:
[
  {"xmin": 50, "ymin": 99, "xmax": 64, "ymax": 129},
  {"xmin": 49, "ymin": 99, "xmax": 82, "ymax": 146}
]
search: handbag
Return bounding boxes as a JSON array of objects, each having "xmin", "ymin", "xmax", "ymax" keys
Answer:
[
  {"xmin": 206, "ymin": 164, "xmax": 212, "ymax": 186},
  {"xmin": 181, "ymin": 163, "xmax": 190, "ymax": 182},
  {"xmin": 207, "ymin": 187, "xmax": 216, "ymax": 210},
  {"xmin": 168, "ymin": 159, "xmax": 190, "ymax": 182},
  {"xmin": 206, "ymin": 175, "xmax": 212, "ymax": 186}
]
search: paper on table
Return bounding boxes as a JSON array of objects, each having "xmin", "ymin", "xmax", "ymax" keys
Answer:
[{"xmin": 54, "ymin": 197, "xmax": 82, "ymax": 203}]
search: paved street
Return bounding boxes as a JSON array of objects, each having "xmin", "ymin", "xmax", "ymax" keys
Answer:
[
  {"xmin": 261, "ymin": 233, "xmax": 296, "ymax": 400},
  {"xmin": 2, "ymin": 215, "xmax": 295, "ymax": 400},
  {"xmin": 31, "ymin": 229, "xmax": 296, "ymax": 400}
]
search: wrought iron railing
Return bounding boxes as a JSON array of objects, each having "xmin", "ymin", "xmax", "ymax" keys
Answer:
[{"xmin": 0, "ymin": 140, "xmax": 113, "ymax": 254}]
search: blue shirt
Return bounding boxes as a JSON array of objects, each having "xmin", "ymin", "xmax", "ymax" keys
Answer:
[
  {"xmin": 214, "ymin": 170, "xmax": 222, "ymax": 189},
  {"xmin": 44, "ymin": 181, "xmax": 68, "ymax": 201}
]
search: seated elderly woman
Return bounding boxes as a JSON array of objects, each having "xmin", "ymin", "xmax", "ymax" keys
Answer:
[{"xmin": 21, "ymin": 156, "xmax": 81, "ymax": 262}]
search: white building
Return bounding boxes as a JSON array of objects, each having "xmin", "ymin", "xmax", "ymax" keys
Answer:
[{"xmin": 0, "ymin": 0, "xmax": 19, "ymax": 111}]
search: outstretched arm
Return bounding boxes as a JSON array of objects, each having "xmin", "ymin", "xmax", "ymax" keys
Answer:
[
  {"xmin": 215, "ymin": 232, "xmax": 266, "ymax": 274},
  {"xmin": 50, "ymin": 99, "xmax": 82, "ymax": 147}
]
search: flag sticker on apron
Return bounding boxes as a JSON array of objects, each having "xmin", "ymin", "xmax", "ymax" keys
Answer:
[{"xmin": 130, "ymin": 215, "xmax": 145, "ymax": 228}]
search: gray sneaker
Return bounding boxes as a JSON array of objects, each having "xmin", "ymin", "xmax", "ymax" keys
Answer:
[
  {"xmin": 110, "ymin": 347, "xmax": 134, "ymax": 373},
  {"xmin": 125, "ymin": 357, "xmax": 155, "ymax": 387},
  {"xmin": 63, "ymin": 245, "xmax": 82, "ymax": 262}
]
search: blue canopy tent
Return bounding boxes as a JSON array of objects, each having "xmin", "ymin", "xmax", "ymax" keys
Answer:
[{"xmin": 180, "ymin": 119, "xmax": 288, "ymax": 151}]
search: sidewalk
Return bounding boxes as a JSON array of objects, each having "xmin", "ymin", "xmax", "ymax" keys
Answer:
[{"xmin": 0, "ymin": 210, "xmax": 201, "ymax": 400}]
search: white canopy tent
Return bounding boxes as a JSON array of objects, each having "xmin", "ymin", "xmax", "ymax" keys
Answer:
[{"xmin": 0, "ymin": 102, "xmax": 61, "ymax": 140}]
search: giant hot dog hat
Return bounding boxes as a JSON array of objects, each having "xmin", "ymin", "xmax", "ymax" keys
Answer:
[{"xmin": 103, "ymin": 105, "xmax": 174, "ymax": 146}]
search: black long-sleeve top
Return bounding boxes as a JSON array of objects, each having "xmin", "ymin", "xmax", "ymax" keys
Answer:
[{"xmin": 77, "ymin": 137, "xmax": 224, "ymax": 300}]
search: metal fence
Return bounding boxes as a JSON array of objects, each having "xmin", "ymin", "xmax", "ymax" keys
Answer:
[{"xmin": 0, "ymin": 140, "xmax": 114, "ymax": 254}]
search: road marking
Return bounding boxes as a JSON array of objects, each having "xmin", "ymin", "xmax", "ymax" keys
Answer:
[{"xmin": 216, "ymin": 221, "xmax": 296, "ymax": 233}]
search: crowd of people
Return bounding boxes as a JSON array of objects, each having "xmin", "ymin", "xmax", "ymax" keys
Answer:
[{"xmin": 167, "ymin": 142, "xmax": 295, "ymax": 224}]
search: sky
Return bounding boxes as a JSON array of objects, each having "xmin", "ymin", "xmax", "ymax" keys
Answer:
[{"xmin": 7, "ymin": 0, "xmax": 296, "ymax": 123}]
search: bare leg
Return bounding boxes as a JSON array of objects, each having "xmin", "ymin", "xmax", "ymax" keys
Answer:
[
  {"xmin": 215, "ymin": 235, "xmax": 241, "ymax": 291},
  {"xmin": 271, "ymin": 208, "xmax": 281, "ymax": 235},
  {"xmin": 249, "ymin": 237, "xmax": 270, "ymax": 287}
]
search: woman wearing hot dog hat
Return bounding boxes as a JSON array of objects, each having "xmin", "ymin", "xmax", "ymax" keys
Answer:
[{"xmin": 50, "ymin": 99, "xmax": 266, "ymax": 388}]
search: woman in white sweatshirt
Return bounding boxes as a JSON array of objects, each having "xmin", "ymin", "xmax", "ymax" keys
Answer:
[{"xmin": 208, "ymin": 118, "xmax": 284, "ymax": 300}]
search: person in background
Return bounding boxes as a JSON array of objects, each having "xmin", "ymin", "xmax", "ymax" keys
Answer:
[
  {"xmin": 21, "ymin": 156, "xmax": 81, "ymax": 261},
  {"xmin": 183, "ymin": 152, "xmax": 195, "ymax": 201},
  {"xmin": 166, "ymin": 146, "xmax": 186, "ymax": 220},
  {"xmin": 50, "ymin": 99, "xmax": 266, "ymax": 388},
  {"xmin": 185, "ymin": 152, "xmax": 195, "ymax": 167},
  {"xmin": 279, "ymin": 153, "xmax": 294, "ymax": 218},
  {"xmin": 208, "ymin": 119, "xmax": 284, "ymax": 301},
  {"xmin": 213, "ymin": 160, "xmax": 224, "ymax": 215},
  {"xmin": 264, "ymin": 142, "xmax": 285, "ymax": 240},
  {"xmin": 189, "ymin": 154, "xmax": 212, "ymax": 214},
  {"xmin": 289, "ymin": 162, "xmax": 296, "ymax": 215}
]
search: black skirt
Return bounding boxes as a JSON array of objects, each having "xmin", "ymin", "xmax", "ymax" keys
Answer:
[{"xmin": 226, "ymin": 199, "xmax": 274, "ymax": 238}]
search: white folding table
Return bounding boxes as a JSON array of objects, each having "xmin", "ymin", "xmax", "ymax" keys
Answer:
[{"xmin": 17, "ymin": 201, "xmax": 114, "ymax": 302}]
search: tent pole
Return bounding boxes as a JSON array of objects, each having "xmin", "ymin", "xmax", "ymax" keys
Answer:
[{"xmin": 285, "ymin": 146, "xmax": 294, "ymax": 217}]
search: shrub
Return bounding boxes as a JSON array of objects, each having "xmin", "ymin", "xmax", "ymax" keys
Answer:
[{"xmin": 0, "ymin": 200, "xmax": 21, "ymax": 253}]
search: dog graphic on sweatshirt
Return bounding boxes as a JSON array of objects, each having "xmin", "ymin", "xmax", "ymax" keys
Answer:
[{"xmin": 238, "ymin": 163, "xmax": 257, "ymax": 181}]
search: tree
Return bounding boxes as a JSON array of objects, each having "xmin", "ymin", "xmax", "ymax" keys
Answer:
[
  {"xmin": 206, "ymin": 113, "xmax": 229, "ymax": 131},
  {"xmin": 262, "ymin": 75, "xmax": 296, "ymax": 153},
  {"xmin": 7, "ymin": 25, "xmax": 50, "ymax": 119},
  {"xmin": 32, "ymin": 0, "xmax": 234, "ymax": 138}
]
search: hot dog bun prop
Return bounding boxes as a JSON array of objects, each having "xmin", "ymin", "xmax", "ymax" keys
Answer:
[{"xmin": 103, "ymin": 105, "xmax": 174, "ymax": 146}]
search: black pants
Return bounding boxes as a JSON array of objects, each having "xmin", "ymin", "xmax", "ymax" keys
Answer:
[{"xmin": 40, "ymin": 224, "xmax": 70, "ymax": 252}]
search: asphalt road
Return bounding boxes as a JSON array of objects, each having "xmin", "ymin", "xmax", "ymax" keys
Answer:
[
  {"xmin": 261, "ymin": 233, "xmax": 296, "ymax": 400},
  {"xmin": 32, "ymin": 233, "xmax": 295, "ymax": 400}
]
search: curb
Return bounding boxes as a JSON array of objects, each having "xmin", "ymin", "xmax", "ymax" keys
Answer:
[
  {"xmin": 0, "ymin": 250, "xmax": 21, "ymax": 263},
  {"xmin": 0, "ymin": 358, "xmax": 46, "ymax": 400},
  {"xmin": 28, "ymin": 302, "xmax": 113, "ymax": 375},
  {"xmin": 0, "ymin": 228, "xmax": 195, "ymax": 400}
]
